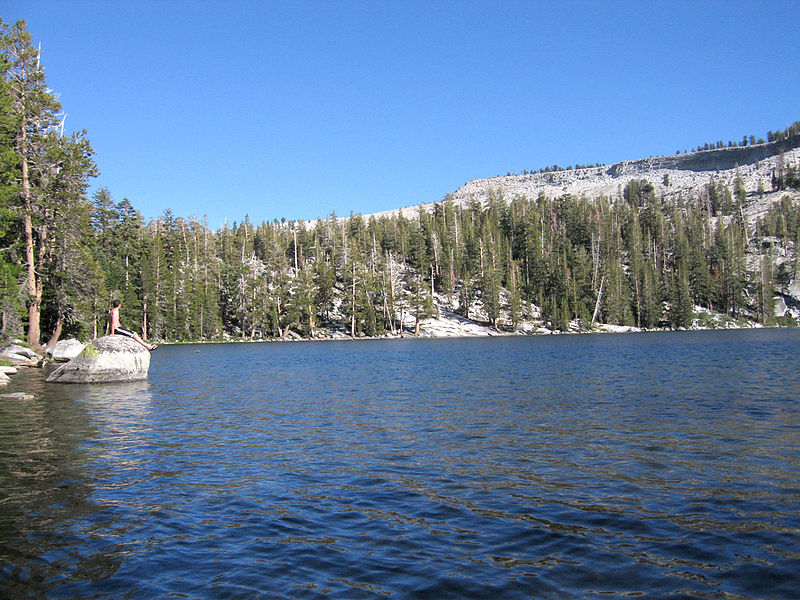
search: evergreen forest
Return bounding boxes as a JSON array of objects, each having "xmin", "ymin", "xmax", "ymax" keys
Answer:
[{"xmin": 2, "ymin": 20, "xmax": 800, "ymax": 347}]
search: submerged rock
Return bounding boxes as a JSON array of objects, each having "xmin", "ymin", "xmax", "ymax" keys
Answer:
[
  {"xmin": 0, "ymin": 392, "xmax": 34, "ymax": 400},
  {"xmin": 46, "ymin": 335, "xmax": 150, "ymax": 383},
  {"xmin": 46, "ymin": 339, "xmax": 87, "ymax": 362}
]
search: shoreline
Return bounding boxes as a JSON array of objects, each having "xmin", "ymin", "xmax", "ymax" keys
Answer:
[
  {"xmin": 2, "ymin": 322, "xmax": 794, "ymax": 394},
  {"xmin": 149, "ymin": 319, "xmax": 791, "ymax": 347}
]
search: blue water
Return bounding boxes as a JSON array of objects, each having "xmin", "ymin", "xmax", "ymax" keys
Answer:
[{"xmin": 1, "ymin": 329, "xmax": 799, "ymax": 599}]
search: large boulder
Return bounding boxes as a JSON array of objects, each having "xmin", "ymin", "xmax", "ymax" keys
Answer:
[
  {"xmin": 46, "ymin": 338, "xmax": 87, "ymax": 362},
  {"xmin": 46, "ymin": 335, "xmax": 150, "ymax": 383}
]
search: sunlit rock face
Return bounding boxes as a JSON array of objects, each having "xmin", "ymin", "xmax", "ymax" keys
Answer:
[
  {"xmin": 0, "ymin": 344, "xmax": 41, "ymax": 366},
  {"xmin": 46, "ymin": 335, "xmax": 150, "ymax": 383},
  {"xmin": 46, "ymin": 339, "xmax": 87, "ymax": 362}
]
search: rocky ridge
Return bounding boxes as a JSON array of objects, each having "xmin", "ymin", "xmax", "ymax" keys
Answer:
[{"xmin": 370, "ymin": 134, "xmax": 800, "ymax": 223}]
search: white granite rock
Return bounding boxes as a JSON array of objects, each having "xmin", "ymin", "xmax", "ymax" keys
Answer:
[
  {"xmin": 46, "ymin": 339, "xmax": 87, "ymax": 362},
  {"xmin": 46, "ymin": 335, "xmax": 151, "ymax": 383},
  {"xmin": 0, "ymin": 344, "xmax": 38, "ymax": 359}
]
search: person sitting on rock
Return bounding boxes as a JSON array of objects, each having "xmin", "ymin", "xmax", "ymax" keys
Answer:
[{"xmin": 106, "ymin": 300, "xmax": 157, "ymax": 350}]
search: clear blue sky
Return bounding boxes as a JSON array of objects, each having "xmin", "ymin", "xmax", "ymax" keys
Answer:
[{"xmin": 5, "ymin": 0, "xmax": 799, "ymax": 228}]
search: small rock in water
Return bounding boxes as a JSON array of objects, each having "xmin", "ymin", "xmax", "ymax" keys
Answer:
[{"xmin": 0, "ymin": 392, "xmax": 34, "ymax": 400}]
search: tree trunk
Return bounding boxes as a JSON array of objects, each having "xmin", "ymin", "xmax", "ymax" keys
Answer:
[
  {"xmin": 350, "ymin": 262, "xmax": 357, "ymax": 338},
  {"xmin": 142, "ymin": 299, "xmax": 148, "ymax": 340},
  {"xmin": 389, "ymin": 253, "xmax": 397, "ymax": 333},
  {"xmin": 591, "ymin": 275, "xmax": 605, "ymax": 326},
  {"xmin": 22, "ymin": 145, "xmax": 41, "ymax": 346},
  {"xmin": 92, "ymin": 298, "xmax": 99, "ymax": 339},
  {"xmin": 46, "ymin": 313, "xmax": 64, "ymax": 348}
]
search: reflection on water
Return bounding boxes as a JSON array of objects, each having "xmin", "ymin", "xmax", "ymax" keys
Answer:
[
  {"xmin": 1, "ymin": 329, "xmax": 799, "ymax": 599},
  {"xmin": 0, "ymin": 373, "xmax": 154, "ymax": 597}
]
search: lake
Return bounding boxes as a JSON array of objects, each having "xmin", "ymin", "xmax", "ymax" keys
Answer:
[{"xmin": 1, "ymin": 329, "xmax": 799, "ymax": 599}]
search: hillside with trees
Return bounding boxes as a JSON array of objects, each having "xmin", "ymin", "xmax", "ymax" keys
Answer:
[{"xmin": 2, "ymin": 19, "xmax": 800, "ymax": 347}]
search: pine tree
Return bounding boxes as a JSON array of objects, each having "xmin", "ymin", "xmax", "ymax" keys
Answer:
[
  {"xmin": 2, "ymin": 19, "xmax": 67, "ymax": 344},
  {"xmin": 758, "ymin": 254, "xmax": 775, "ymax": 324},
  {"xmin": 313, "ymin": 252, "xmax": 335, "ymax": 324},
  {"xmin": 39, "ymin": 131, "xmax": 101, "ymax": 344},
  {"xmin": 140, "ymin": 218, "xmax": 169, "ymax": 339},
  {"xmin": 668, "ymin": 261, "xmax": 693, "ymax": 328},
  {"xmin": 291, "ymin": 265, "xmax": 317, "ymax": 336},
  {"xmin": 507, "ymin": 259, "xmax": 523, "ymax": 330},
  {"xmin": 409, "ymin": 271, "xmax": 433, "ymax": 335},
  {"xmin": 481, "ymin": 262, "xmax": 502, "ymax": 329},
  {"xmin": 480, "ymin": 228, "xmax": 503, "ymax": 329},
  {"xmin": 0, "ymin": 44, "xmax": 24, "ymax": 335}
]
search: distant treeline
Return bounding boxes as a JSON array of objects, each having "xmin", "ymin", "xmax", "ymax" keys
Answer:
[
  {"xmin": 682, "ymin": 121, "xmax": 800, "ymax": 154},
  {"xmin": 505, "ymin": 121, "xmax": 800, "ymax": 177},
  {"xmin": 511, "ymin": 163, "xmax": 607, "ymax": 176},
  {"xmin": 67, "ymin": 175, "xmax": 800, "ymax": 342},
  {"xmin": 1, "ymin": 19, "xmax": 799, "ymax": 346}
]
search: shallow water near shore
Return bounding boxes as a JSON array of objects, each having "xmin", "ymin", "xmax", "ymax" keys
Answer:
[{"xmin": 1, "ymin": 329, "xmax": 799, "ymax": 599}]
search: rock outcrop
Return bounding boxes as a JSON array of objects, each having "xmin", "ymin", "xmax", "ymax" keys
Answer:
[
  {"xmin": 0, "ymin": 344, "xmax": 43, "ymax": 367},
  {"xmin": 46, "ymin": 339, "xmax": 87, "ymax": 362},
  {"xmin": 448, "ymin": 140, "xmax": 800, "ymax": 212},
  {"xmin": 46, "ymin": 335, "xmax": 150, "ymax": 383},
  {"xmin": 367, "ymin": 134, "xmax": 800, "ymax": 223}
]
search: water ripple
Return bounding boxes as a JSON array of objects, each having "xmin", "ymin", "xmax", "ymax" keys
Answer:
[{"xmin": 1, "ymin": 330, "xmax": 799, "ymax": 598}]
